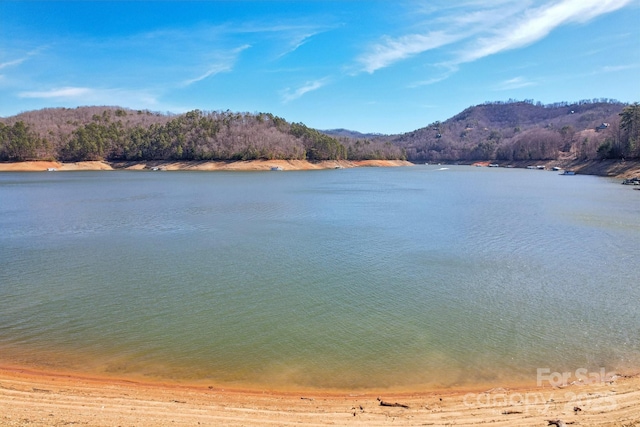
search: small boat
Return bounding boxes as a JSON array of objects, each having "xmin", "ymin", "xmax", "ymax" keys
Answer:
[
  {"xmin": 46, "ymin": 168, "xmax": 57, "ymax": 172},
  {"xmin": 489, "ymin": 163, "xmax": 499, "ymax": 168},
  {"xmin": 270, "ymin": 166, "xmax": 283, "ymax": 171},
  {"xmin": 560, "ymin": 170, "xmax": 576, "ymax": 175},
  {"xmin": 552, "ymin": 166, "xmax": 561, "ymax": 171},
  {"xmin": 622, "ymin": 177, "xmax": 640, "ymax": 185}
]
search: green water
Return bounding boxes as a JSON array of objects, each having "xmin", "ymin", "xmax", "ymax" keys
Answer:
[{"xmin": 1, "ymin": 166, "xmax": 639, "ymax": 390}]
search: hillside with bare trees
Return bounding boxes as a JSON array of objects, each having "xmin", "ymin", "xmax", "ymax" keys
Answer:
[
  {"xmin": 1, "ymin": 100, "xmax": 638, "ymax": 164},
  {"xmin": 0, "ymin": 108, "xmax": 404, "ymax": 163},
  {"xmin": 384, "ymin": 99, "xmax": 638, "ymax": 163},
  {"xmin": 323, "ymin": 99, "xmax": 639, "ymax": 163}
]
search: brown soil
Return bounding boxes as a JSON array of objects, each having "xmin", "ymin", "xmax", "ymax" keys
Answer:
[
  {"xmin": 2, "ymin": 159, "xmax": 639, "ymax": 179},
  {"xmin": 0, "ymin": 159, "xmax": 413, "ymax": 172},
  {"xmin": 1, "ymin": 366, "xmax": 638, "ymax": 426},
  {"xmin": 503, "ymin": 159, "xmax": 640, "ymax": 179}
]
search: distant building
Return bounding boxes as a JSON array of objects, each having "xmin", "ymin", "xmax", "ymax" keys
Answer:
[{"xmin": 595, "ymin": 123, "xmax": 610, "ymax": 131}]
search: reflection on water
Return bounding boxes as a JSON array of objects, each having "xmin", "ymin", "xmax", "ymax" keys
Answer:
[{"xmin": 0, "ymin": 166, "xmax": 639, "ymax": 390}]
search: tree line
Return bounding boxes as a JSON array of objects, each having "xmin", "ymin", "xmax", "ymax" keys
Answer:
[
  {"xmin": 0, "ymin": 108, "xmax": 405, "ymax": 162},
  {"xmin": 394, "ymin": 101, "xmax": 639, "ymax": 162},
  {"xmin": 2, "ymin": 101, "xmax": 638, "ymax": 164}
]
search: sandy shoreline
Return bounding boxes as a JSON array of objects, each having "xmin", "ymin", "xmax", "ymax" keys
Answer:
[
  {"xmin": 0, "ymin": 159, "xmax": 413, "ymax": 172},
  {"xmin": 1, "ymin": 365, "xmax": 638, "ymax": 426},
  {"xmin": 1, "ymin": 158, "xmax": 639, "ymax": 179}
]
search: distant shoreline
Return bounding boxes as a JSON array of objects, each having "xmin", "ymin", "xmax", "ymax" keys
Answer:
[
  {"xmin": 0, "ymin": 159, "xmax": 412, "ymax": 172},
  {"xmin": 466, "ymin": 158, "xmax": 640, "ymax": 179},
  {"xmin": 1, "ymin": 158, "xmax": 639, "ymax": 178}
]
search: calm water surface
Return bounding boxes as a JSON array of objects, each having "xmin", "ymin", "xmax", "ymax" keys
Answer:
[{"xmin": 1, "ymin": 166, "xmax": 639, "ymax": 390}]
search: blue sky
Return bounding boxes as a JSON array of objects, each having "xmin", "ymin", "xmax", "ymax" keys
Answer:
[{"xmin": 1, "ymin": 1, "xmax": 639, "ymax": 134}]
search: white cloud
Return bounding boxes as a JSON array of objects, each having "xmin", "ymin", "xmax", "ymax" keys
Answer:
[
  {"xmin": 182, "ymin": 44, "xmax": 251, "ymax": 86},
  {"xmin": 495, "ymin": 77, "xmax": 537, "ymax": 91},
  {"xmin": 459, "ymin": 0, "xmax": 632, "ymax": 63},
  {"xmin": 358, "ymin": 32, "xmax": 461, "ymax": 74},
  {"xmin": 19, "ymin": 87, "xmax": 92, "ymax": 99},
  {"xmin": 277, "ymin": 31, "xmax": 320, "ymax": 59},
  {"xmin": 408, "ymin": 64, "xmax": 459, "ymax": 88},
  {"xmin": 183, "ymin": 64, "xmax": 233, "ymax": 86},
  {"xmin": 600, "ymin": 64, "xmax": 638, "ymax": 73},
  {"xmin": 357, "ymin": 0, "xmax": 633, "ymax": 73},
  {"xmin": 356, "ymin": 2, "xmax": 523, "ymax": 74},
  {"xmin": 18, "ymin": 86, "xmax": 160, "ymax": 109},
  {"xmin": 282, "ymin": 78, "xmax": 329, "ymax": 103},
  {"xmin": 0, "ymin": 58, "xmax": 28, "ymax": 70},
  {"xmin": 0, "ymin": 47, "xmax": 44, "ymax": 70},
  {"xmin": 408, "ymin": 74, "xmax": 452, "ymax": 88}
]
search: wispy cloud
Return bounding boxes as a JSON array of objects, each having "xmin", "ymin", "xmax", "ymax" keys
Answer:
[
  {"xmin": 408, "ymin": 64, "xmax": 458, "ymax": 88},
  {"xmin": 0, "ymin": 58, "xmax": 28, "ymax": 70},
  {"xmin": 183, "ymin": 64, "xmax": 232, "ymax": 86},
  {"xmin": 182, "ymin": 44, "xmax": 251, "ymax": 86},
  {"xmin": 600, "ymin": 64, "xmax": 639, "ymax": 73},
  {"xmin": 459, "ymin": 0, "xmax": 633, "ymax": 64},
  {"xmin": 277, "ymin": 31, "xmax": 321, "ymax": 59},
  {"xmin": 0, "ymin": 47, "xmax": 44, "ymax": 70},
  {"xmin": 357, "ymin": 0, "xmax": 633, "ymax": 75},
  {"xmin": 18, "ymin": 86, "xmax": 160, "ymax": 108},
  {"xmin": 282, "ymin": 78, "xmax": 329, "ymax": 103},
  {"xmin": 19, "ymin": 87, "xmax": 92, "ymax": 99},
  {"xmin": 494, "ymin": 77, "xmax": 537, "ymax": 91},
  {"xmin": 408, "ymin": 75, "xmax": 450, "ymax": 88},
  {"xmin": 359, "ymin": 32, "xmax": 462, "ymax": 74}
]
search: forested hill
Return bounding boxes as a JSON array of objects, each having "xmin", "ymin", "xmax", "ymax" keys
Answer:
[
  {"xmin": 1, "ymin": 99, "xmax": 639, "ymax": 163},
  {"xmin": 0, "ymin": 108, "xmax": 403, "ymax": 162},
  {"xmin": 323, "ymin": 99, "xmax": 638, "ymax": 163},
  {"xmin": 388, "ymin": 100, "xmax": 639, "ymax": 162}
]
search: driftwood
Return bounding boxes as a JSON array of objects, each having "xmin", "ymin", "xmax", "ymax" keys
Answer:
[
  {"xmin": 547, "ymin": 420, "xmax": 576, "ymax": 427},
  {"xmin": 377, "ymin": 397, "xmax": 409, "ymax": 409}
]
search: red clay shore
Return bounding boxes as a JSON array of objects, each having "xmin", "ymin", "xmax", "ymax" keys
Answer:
[
  {"xmin": 0, "ymin": 159, "xmax": 412, "ymax": 172},
  {"xmin": 1, "ymin": 364, "xmax": 639, "ymax": 426},
  {"xmin": 1, "ymin": 158, "xmax": 639, "ymax": 179}
]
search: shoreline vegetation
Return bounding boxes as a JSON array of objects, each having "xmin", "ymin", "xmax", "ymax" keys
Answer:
[
  {"xmin": 1, "ymin": 158, "xmax": 640, "ymax": 179},
  {"xmin": 1, "ymin": 101, "xmax": 639, "ymax": 174},
  {"xmin": 1, "ymin": 364, "xmax": 639, "ymax": 426}
]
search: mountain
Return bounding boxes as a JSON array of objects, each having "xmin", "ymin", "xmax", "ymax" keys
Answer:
[
  {"xmin": 322, "ymin": 99, "xmax": 631, "ymax": 162},
  {"xmin": 392, "ymin": 100, "xmax": 632, "ymax": 162},
  {"xmin": 321, "ymin": 129, "xmax": 391, "ymax": 140}
]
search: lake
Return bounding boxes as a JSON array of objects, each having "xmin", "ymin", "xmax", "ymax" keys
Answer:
[{"xmin": 1, "ymin": 165, "xmax": 639, "ymax": 391}]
